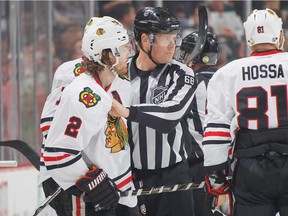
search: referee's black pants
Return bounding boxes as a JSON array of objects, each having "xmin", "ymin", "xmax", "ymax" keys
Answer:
[
  {"xmin": 232, "ymin": 155, "xmax": 288, "ymax": 216},
  {"xmin": 133, "ymin": 161, "xmax": 194, "ymax": 216}
]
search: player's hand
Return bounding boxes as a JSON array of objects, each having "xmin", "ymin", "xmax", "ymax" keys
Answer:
[
  {"xmin": 75, "ymin": 166, "xmax": 119, "ymax": 211},
  {"xmin": 205, "ymin": 170, "xmax": 233, "ymax": 216},
  {"xmin": 109, "ymin": 98, "xmax": 129, "ymax": 118}
]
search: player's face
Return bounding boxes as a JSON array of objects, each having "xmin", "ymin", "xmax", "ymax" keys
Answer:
[
  {"xmin": 151, "ymin": 34, "xmax": 180, "ymax": 64},
  {"xmin": 113, "ymin": 42, "xmax": 134, "ymax": 75}
]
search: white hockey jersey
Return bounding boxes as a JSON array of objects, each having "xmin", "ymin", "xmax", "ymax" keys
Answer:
[
  {"xmin": 203, "ymin": 50, "xmax": 288, "ymax": 169},
  {"xmin": 40, "ymin": 58, "xmax": 84, "ymax": 183},
  {"xmin": 43, "ymin": 73, "xmax": 136, "ymax": 207}
]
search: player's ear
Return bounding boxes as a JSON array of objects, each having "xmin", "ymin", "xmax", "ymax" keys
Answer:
[
  {"xmin": 108, "ymin": 51, "xmax": 117, "ymax": 65},
  {"xmin": 140, "ymin": 33, "xmax": 150, "ymax": 50},
  {"xmin": 142, "ymin": 34, "xmax": 149, "ymax": 44}
]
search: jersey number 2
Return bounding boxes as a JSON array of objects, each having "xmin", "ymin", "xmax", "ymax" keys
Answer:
[
  {"xmin": 237, "ymin": 85, "xmax": 287, "ymax": 129},
  {"xmin": 64, "ymin": 116, "xmax": 82, "ymax": 138}
]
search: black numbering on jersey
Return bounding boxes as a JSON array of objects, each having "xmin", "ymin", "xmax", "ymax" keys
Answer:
[
  {"xmin": 237, "ymin": 85, "xmax": 287, "ymax": 129},
  {"xmin": 64, "ymin": 116, "xmax": 82, "ymax": 138}
]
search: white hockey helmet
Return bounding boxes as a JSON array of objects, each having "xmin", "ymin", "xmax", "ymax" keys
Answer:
[
  {"xmin": 84, "ymin": 16, "xmax": 115, "ymax": 32},
  {"xmin": 82, "ymin": 16, "xmax": 129, "ymax": 65},
  {"xmin": 243, "ymin": 8, "xmax": 284, "ymax": 49}
]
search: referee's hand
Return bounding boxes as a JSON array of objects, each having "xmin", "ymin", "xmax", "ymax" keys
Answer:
[{"xmin": 109, "ymin": 99, "xmax": 129, "ymax": 118}]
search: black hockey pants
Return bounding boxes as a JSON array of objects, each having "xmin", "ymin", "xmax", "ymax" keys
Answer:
[
  {"xmin": 133, "ymin": 161, "xmax": 194, "ymax": 216},
  {"xmin": 232, "ymin": 154, "xmax": 288, "ymax": 216}
]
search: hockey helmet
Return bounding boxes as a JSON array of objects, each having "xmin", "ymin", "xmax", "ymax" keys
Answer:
[
  {"xmin": 243, "ymin": 8, "xmax": 284, "ymax": 49},
  {"xmin": 133, "ymin": 7, "xmax": 181, "ymax": 43},
  {"xmin": 176, "ymin": 31, "xmax": 219, "ymax": 65},
  {"xmin": 84, "ymin": 16, "xmax": 115, "ymax": 32},
  {"xmin": 82, "ymin": 16, "xmax": 130, "ymax": 64}
]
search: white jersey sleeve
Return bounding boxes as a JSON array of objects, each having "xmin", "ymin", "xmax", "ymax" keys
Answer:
[
  {"xmin": 203, "ymin": 69, "xmax": 233, "ymax": 168},
  {"xmin": 39, "ymin": 58, "xmax": 84, "ymax": 183}
]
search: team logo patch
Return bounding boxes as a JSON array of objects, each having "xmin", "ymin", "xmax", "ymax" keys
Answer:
[
  {"xmin": 105, "ymin": 115, "xmax": 128, "ymax": 153},
  {"xmin": 79, "ymin": 87, "xmax": 101, "ymax": 108},
  {"xmin": 150, "ymin": 86, "xmax": 168, "ymax": 104},
  {"xmin": 96, "ymin": 28, "xmax": 105, "ymax": 36},
  {"xmin": 73, "ymin": 63, "xmax": 85, "ymax": 76}
]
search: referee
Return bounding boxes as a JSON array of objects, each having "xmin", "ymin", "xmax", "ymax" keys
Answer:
[{"xmin": 110, "ymin": 7, "xmax": 198, "ymax": 216}]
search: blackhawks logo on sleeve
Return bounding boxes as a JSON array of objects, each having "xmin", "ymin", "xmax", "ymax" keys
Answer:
[
  {"xmin": 73, "ymin": 63, "xmax": 85, "ymax": 77},
  {"xmin": 79, "ymin": 87, "xmax": 101, "ymax": 108}
]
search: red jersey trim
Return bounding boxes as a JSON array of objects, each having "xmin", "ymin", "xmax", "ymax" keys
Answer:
[
  {"xmin": 93, "ymin": 76, "xmax": 111, "ymax": 92},
  {"xmin": 40, "ymin": 125, "xmax": 50, "ymax": 132},
  {"xmin": 117, "ymin": 175, "xmax": 133, "ymax": 189},
  {"xmin": 204, "ymin": 131, "xmax": 230, "ymax": 137},
  {"xmin": 43, "ymin": 153, "xmax": 71, "ymax": 162},
  {"xmin": 251, "ymin": 50, "xmax": 282, "ymax": 56}
]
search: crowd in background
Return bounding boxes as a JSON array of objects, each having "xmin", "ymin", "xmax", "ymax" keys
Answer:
[{"xmin": 1, "ymin": 0, "xmax": 288, "ymax": 164}]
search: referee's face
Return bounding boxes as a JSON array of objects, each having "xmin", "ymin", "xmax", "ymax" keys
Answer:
[{"xmin": 151, "ymin": 33, "xmax": 177, "ymax": 64}]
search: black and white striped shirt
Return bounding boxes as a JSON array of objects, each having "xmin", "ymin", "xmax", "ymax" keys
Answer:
[
  {"xmin": 127, "ymin": 55, "xmax": 198, "ymax": 170},
  {"xmin": 186, "ymin": 68, "xmax": 218, "ymax": 162}
]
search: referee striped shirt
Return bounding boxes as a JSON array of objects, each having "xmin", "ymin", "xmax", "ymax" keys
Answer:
[
  {"xmin": 127, "ymin": 55, "xmax": 198, "ymax": 170},
  {"xmin": 186, "ymin": 68, "xmax": 217, "ymax": 162}
]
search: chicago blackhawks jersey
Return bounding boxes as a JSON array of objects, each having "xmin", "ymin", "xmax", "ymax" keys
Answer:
[
  {"xmin": 203, "ymin": 50, "xmax": 288, "ymax": 170},
  {"xmin": 40, "ymin": 58, "xmax": 85, "ymax": 183},
  {"xmin": 43, "ymin": 73, "xmax": 136, "ymax": 207}
]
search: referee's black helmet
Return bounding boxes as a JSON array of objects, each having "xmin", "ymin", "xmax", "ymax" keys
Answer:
[{"xmin": 133, "ymin": 7, "xmax": 181, "ymax": 43}]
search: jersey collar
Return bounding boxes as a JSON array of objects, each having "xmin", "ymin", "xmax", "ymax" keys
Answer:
[
  {"xmin": 93, "ymin": 76, "xmax": 111, "ymax": 92},
  {"xmin": 129, "ymin": 53, "xmax": 166, "ymax": 80},
  {"xmin": 251, "ymin": 49, "xmax": 282, "ymax": 56}
]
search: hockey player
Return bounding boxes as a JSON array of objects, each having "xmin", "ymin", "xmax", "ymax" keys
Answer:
[
  {"xmin": 203, "ymin": 8, "xmax": 288, "ymax": 216},
  {"xmin": 109, "ymin": 7, "xmax": 198, "ymax": 216},
  {"xmin": 175, "ymin": 31, "xmax": 220, "ymax": 216},
  {"xmin": 43, "ymin": 16, "xmax": 138, "ymax": 215},
  {"xmin": 39, "ymin": 16, "xmax": 122, "ymax": 215}
]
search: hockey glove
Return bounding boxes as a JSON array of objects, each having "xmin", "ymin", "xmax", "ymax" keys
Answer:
[
  {"xmin": 205, "ymin": 170, "xmax": 233, "ymax": 216},
  {"xmin": 75, "ymin": 166, "xmax": 119, "ymax": 211}
]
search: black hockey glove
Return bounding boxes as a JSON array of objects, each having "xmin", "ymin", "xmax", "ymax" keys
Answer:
[
  {"xmin": 205, "ymin": 169, "xmax": 233, "ymax": 216},
  {"xmin": 75, "ymin": 166, "xmax": 119, "ymax": 211}
]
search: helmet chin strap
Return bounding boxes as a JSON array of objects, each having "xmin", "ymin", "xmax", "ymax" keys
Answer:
[
  {"xmin": 147, "ymin": 44, "xmax": 160, "ymax": 66},
  {"xmin": 138, "ymin": 37, "xmax": 160, "ymax": 66},
  {"xmin": 96, "ymin": 58, "xmax": 118, "ymax": 77},
  {"xmin": 110, "ymin": 67, "xmax": 118, "ymax": 77},
  {"xmin": 278, "ymin": 29, "xmax": 285, "ymax": 51},
  {"xmin": 110, "ymin": 56, "xmax": 119, "ymax": 76}
]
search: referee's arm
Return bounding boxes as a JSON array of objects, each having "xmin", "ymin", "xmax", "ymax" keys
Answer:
[{"xmin": 127, "ymin": 71, "xmax": 198, "ymax": 133}]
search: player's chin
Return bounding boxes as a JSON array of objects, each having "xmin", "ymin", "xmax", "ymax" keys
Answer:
[
  {"xmin": 159, "ymin": 55, "xmax": 174, "ymax": 64},
  {"xmin": 114, "ymin": 66, "xmax": 128, "ymax": 75}
]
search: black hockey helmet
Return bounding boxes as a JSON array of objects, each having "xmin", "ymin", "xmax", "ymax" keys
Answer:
[
  {"xmin": 178, "ymin": 31, "xmax": 219, "ymax": 65},
  {"xmin": 133, "ymin": 7, "xmax": 181, "ymax": 43}
]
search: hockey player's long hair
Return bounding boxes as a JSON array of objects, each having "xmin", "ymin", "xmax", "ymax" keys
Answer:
[{"xmin": 82, "ymin": 49, "xmax": 114, "ymax": 77}]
